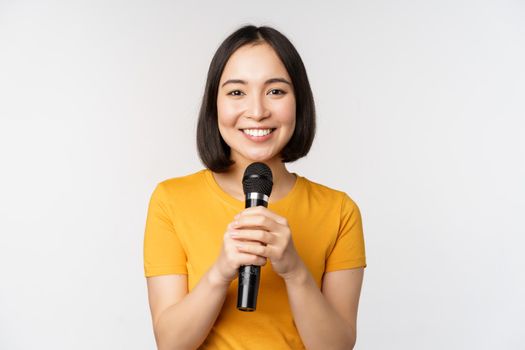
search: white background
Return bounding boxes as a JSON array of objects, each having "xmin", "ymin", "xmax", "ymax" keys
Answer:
[{"xmin": 1, "ymin": 0, "xmax": 524, "ymax": 349}]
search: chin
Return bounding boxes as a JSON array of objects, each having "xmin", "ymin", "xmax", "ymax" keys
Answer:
[{"xmin": 239, "ymin": 153, "xmax": 276, "ymax": 164}]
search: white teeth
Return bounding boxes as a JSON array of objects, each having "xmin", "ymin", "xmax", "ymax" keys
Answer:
[{"xmin": 243, "ymin": 129, "xmax": 273, "ymax": 137}]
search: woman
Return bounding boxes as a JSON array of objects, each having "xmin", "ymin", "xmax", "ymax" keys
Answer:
[{"xmin": 144, "ymin": 25, "xmax": 366, "ymax": 350}]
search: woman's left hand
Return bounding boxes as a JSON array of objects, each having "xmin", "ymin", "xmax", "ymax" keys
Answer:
[{"xmin": 230, "ymin": 206, "xmax": 303, "ymax": 280}]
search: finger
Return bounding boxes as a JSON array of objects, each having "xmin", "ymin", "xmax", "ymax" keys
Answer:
[
  {"xmin": 236, "ymin": 251, "xmax": 267, "ymax": 266},
  {"xmin": 236, "ymin": 206, "xmax": 288, "ymax": 226},
  {"xmin": 222, "ymin": 233, "xmax": 267, "ymax": 266},
  {"xmin": 232, "ymin": 215, "xmax": 280, "ymax": 232},
  {"xmin": 230, "ymin": 229, "xmax": 274, "ymax": 245},
  {"xmin": 236, "ymin": 242, "xmax": 275, "ymax": 260}
]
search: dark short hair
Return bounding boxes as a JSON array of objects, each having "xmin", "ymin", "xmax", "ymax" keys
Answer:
[{"xmin": 196, "ymin": 25, "xmax": 316, "ymax": 172}]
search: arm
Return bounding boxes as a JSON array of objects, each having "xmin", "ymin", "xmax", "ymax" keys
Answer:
[
  {"xmin": 231, "ymin": 206, "xmax": 365, "ymax": 350},
  {"xmin": 146, "ymin": 223, "xmax": 267, "ymax": 350},
  {"xmin": 285, "ymin": 266, "xmax": 364, "ymax": 350},
  {"xmin": 146, "ymin": 267, "xmax": 228, "ymax": 350}
]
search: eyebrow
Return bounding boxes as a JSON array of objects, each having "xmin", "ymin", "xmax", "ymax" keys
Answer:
[{"xmin": 221, "ymin": 77, "xmax": 292, "ymax": 88}]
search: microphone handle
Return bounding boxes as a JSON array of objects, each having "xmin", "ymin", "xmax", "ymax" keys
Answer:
[{"xmin": 237, "ymin": 195, "xmax": 268, "ymax": 311}]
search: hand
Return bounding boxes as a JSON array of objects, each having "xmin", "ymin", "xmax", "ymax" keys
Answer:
[
  {"xmin": 210, "ymin": 216, "xmax": 268, "ymax": 287},
  {"xmin": 228, "ymin": 206, "xmax": 302, "ymax": 280}
]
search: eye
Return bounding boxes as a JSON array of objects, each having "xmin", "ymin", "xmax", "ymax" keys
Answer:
[
  {"xmin": 227, "ymin": 90, "xmax": 244, "ymax": 96},
  {"xmin": 268, "ymin": 88, "xmax": 286, "ymax": 95}
]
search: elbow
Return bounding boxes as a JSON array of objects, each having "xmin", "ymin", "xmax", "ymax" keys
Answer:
[
  {"xmin": 340, "ymin": 334, "xmax": 356, "ymax": 350},
  {"xmin": 155, "ymin": 331, "xmax": 198, "ymax": 350},
  {"xmin": 344, "ymin": 325, "xmax": 357, "ymax": 350},
  {"xmin": 153, "ymin": 324, "xmax": 186, "ymax": 350},
  {"xmin": 156, "ymin": 338, "xmax": 195, "ymax": 350},
  {"xmin": 349, "ymin": 330, "xmax": 357, "ymax": 350},
  {"xmin": 348, "ymin": 337, "xmax": 356, "ymax": 350},
  {"xmin": 154, "ymin": 325, "xmax": 205, "ymax": 350}
]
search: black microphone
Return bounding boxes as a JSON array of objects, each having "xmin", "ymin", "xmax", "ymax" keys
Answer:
[{"xmin": 237, "ymin": 162, "xmax": 273, "ymax": 312}]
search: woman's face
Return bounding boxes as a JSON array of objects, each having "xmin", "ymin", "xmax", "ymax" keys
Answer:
[{"xmin": 217, "ymin": 42, "xmax": 296, "ymax": 167}]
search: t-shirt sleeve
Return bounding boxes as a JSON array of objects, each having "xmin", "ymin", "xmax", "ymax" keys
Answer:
[
  {"xmin": 143, "ymin": 182, "xmax": 188, "ymax": 277},
  {"xmin": 325, "ymin": 193, "xmax": 367, "ymax": 272}
]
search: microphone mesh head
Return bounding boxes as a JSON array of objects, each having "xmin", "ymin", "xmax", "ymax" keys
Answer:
[{"xmin": 242, "ymin": 162, "xmax": 273, "ymax": 196}]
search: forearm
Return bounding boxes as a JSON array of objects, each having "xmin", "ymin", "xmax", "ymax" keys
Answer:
[
  {"xmin": 155, "ymin": 265, "xmax": 229, "ymax": 350},
  {"xmin": 285, "ymin": 263, "xmax": 355, "ymax": 350}
]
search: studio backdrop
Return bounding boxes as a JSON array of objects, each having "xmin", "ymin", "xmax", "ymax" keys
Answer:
[{"xmin": 0, "ymin": 0, "xmax": 524, "ymax": 349}]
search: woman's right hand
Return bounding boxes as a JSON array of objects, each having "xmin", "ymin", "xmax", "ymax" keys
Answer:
[{"xmin": 209, "ymin": 221, "xmax": 267, "ymax": 287}]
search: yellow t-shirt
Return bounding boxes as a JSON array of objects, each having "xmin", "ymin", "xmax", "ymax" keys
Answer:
[{"xmin": 143, "ymin": 169, "xmax": 366, "ymax": 349}]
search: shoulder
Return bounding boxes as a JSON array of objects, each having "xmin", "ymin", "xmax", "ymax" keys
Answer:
[
  {"xmin": 149, "ymin": 169, "xmax": 208, "ymax": 204},
  {"xmin": 299, "ymin": 176, "xmax": 358, "ymax": 210},
  {"xmin": 156, "ymin": 169, "xmax": 207, "ymax": 192}
]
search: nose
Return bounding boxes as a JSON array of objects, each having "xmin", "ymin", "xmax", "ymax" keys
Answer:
[{"xmin": 245, "ymin": 94, "xmax": 270, "ymax": 121}]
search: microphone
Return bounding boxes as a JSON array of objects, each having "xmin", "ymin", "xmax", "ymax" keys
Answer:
[{"xmin": 237, "ymin": 162, "xmax": 273, "ymax": 312}]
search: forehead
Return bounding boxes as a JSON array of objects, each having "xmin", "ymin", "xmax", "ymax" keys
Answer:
[{"xmin": 220, "ymin": 43, "xmax": 290, "ymax": 82}]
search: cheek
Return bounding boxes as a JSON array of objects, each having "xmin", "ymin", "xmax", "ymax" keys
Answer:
[
  {"xmin": 217, "ymin": 99, "xmax": 236, "ymax": 126},
  {"xmin": 274, "ymin": 98, "xmax": 296, "ymax": 126}
]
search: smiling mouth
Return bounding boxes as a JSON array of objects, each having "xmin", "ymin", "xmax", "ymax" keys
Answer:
[{"xmin": 241, "ymin": 128, "xmax": 276, "ymax": 137}]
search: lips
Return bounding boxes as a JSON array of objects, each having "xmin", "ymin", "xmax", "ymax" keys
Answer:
[
  {"xmin": 239, "ymin": 128, "xmax": 276, "ymax": 142},
  {"xmin": 242, "ymin": 128, "xmax": 275, "ymax": 137}
]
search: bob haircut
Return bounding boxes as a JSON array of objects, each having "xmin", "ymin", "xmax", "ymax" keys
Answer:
[{"xmin": 196, "ymin": 25, "xmax": 316, "ymax": 172}]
